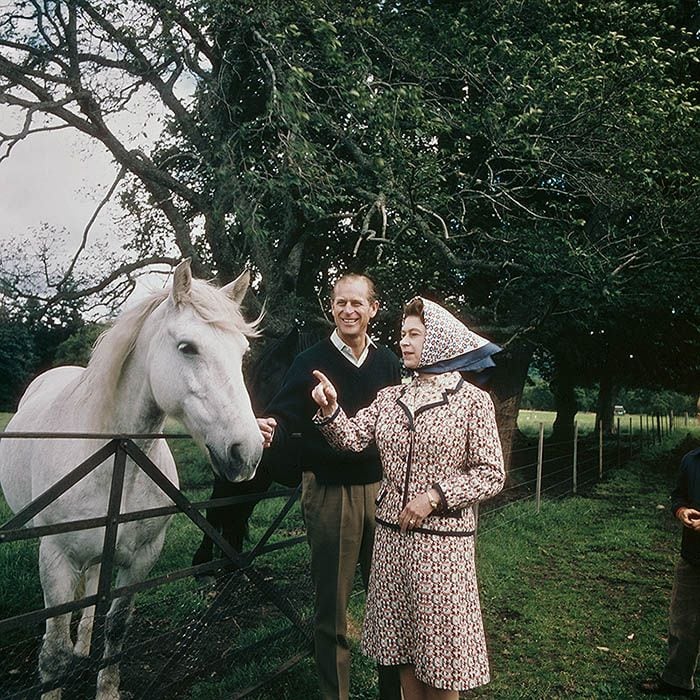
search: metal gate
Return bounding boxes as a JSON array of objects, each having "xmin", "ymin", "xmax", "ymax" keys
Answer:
[{"xmin": 0, "ymin": 433, "xmax": 313, "ymax": 699}]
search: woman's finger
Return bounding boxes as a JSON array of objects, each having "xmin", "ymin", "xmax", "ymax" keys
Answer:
[
  {"xmin": 312, "ymin": 384, "xmax": 328, "ymax": 406},
  {"xmin": 312, "ymin": 370, "xmax": 331, "ymax": 388}
]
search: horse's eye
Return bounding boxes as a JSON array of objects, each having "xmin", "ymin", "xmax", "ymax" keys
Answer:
[{"xmin": 178, "ymin": 342, "xmax": 198, "ymax": 356}]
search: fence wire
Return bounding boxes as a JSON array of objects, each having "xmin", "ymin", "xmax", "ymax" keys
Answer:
[{"xmin": 0, "ymin": 412, "xmax": 686, "ymax": 699}]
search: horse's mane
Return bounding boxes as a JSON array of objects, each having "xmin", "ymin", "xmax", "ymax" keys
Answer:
[{"xmin": 71, "ymin": 279, "xmax": 260, "ymax": 424}]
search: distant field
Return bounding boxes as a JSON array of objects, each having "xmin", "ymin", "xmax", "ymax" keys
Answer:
[
  {"xmin": 518, "ymin": 409, "xmax": 597, "ymax": 436},
  {"xmin": 0, "ymin": 413, "xmax": 11, "ymax": 431},
  {"xmin": 517, "ymin": 409, "xmax": 669, "ymax": 438}
]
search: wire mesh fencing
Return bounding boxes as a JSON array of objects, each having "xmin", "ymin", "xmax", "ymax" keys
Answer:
[
  {"xmin": 0, "ymin": 434, "xmax": 314, "ymax": 700},
  {"xmin": 0, "ymin": 411, "xmax": 686, "ymax": 699}
]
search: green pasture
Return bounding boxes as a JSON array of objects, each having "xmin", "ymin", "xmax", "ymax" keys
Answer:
[
  {"xmin": 518, "ymin": 409, "xmax": 596, "ymax": 436},
  {"xmin": 0, "ymin": 412, "xmax": 698, "ymax": 698},
  {"xmin": 516, "ymin": 409, "xmax": 675, "ymax": 439},
  {"xmin": 519, "ymin": 410, "xmax": 694, "ymax": 441}
]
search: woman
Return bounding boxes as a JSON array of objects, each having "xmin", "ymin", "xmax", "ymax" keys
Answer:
[{"xmin": 311, "ymin": 296, "xmax": 505, "ymax": 700}]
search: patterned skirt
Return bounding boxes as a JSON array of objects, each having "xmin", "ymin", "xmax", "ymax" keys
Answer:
[{"xmin": 361, "ymin": 523, "xmax": 491, "ymax": 691}]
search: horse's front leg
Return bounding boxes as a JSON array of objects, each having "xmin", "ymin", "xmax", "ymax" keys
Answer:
[
  {"xmin": 95, "ymin": 591, "xmax": 134, "ymax": 700},
  {"xmin": 96, "ymin": 531, "xmax": 167, "ymax": 700},
  {"xmin": 74, "ymin": 563, "xmax": 100, "ymax": 657},
  {"xmin": 38, "ymin": 538, "xmax": 81, "ymax": 700}
]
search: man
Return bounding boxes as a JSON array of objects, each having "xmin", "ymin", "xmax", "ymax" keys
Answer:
[
  {"xmin": 258, "ymin": 273, "xmax": 402, "ymax": 700},
  {"xmin": 641, "ymin": 446, "xmax": 700, "ymax": 697}
]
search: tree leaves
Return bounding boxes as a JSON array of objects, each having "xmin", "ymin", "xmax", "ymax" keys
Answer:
[{"xmin": 0, "ymin": 0, "xmax": 697, "ymax": 389}]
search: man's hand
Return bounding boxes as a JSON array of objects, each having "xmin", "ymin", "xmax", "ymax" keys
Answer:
[
  {"xmin": 311, "ymin": 370, "xmax": 338, "ymax": 417},
  {"xmin": 677, "ymin": 507, "xmax": 700, "ymax": 531},
  {"xmin": 257, "ymin": 417, "xmax": 277, "ymax": 448}
]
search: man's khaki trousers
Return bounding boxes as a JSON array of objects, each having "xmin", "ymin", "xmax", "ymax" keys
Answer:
[{"xmin": 302, "ymin": 472, "xmax": 399, "ymax": 700}]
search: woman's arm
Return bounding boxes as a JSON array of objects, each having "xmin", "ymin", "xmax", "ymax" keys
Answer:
[
  {"xmin": 311, "ymin": 370, "xmax": 382, "ymax": 453},
  {"xmin": 432, "ymin": 389, "xmax": 506, "ymax": 511}
]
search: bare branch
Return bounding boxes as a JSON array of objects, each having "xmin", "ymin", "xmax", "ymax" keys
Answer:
[
  {"xmin": 352, "ymin": 193, "xmax": 389, "ymax": 257},
  {"xmin": 57, "ymin": 164, "xmax": 129, "ymax": 291},
  {"xmin": 145, "ymin": 0, "xmax": 215, "ymax": 66},
  {"xmin": 75, "ymin": 0, "xmax": 208, "ymax": 154},
  {"xmin": 44, "ymin": 256, "xmax": 180, "ymax": 310},
  {"xmin": 416, "ymin": 204, "xmax": 449, "ymax": 240}
]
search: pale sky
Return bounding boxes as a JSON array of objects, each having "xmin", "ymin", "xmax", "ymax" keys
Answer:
[
  {"xmin": 0, "ymin": 102, "xmax": 175, "ymax": 310},
  {"xmin": 0, "ymin": 129, "xmax": 116, "ymax": 244}
]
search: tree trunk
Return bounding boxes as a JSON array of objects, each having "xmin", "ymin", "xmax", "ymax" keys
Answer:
[
  {"xmin": 595, "ymin": 368, "xmax": 615, "ymax": 435},
  {"xmin": 551, "ymin": 367, "xmax": 578, "ymax": 442},
  {"xmin": 489, "ymin": 343, "xmax": 534, "ymax": 478}
]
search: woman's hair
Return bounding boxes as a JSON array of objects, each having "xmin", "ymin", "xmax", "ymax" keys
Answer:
[{"xmin": 402, "ymin": 297, "xmax": 425, "ymax": 323}]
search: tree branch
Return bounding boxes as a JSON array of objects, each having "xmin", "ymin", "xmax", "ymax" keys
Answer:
[
  {"xmin": 42, "ymin": 256, "xmax": 180, "ymax": 312},
  {"xmin": 57, "ymin": 164, "xmax": 129, "ymax": 292}
]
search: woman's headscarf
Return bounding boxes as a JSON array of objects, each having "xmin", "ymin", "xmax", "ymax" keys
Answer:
[{"xmin": 410, "ymin": 297, "xmax": 502, "ymax": 388}]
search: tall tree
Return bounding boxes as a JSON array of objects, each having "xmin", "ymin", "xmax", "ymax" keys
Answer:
[{"xmin": 1, "ymin": 1, "xmax": 698, "ymax": 463}]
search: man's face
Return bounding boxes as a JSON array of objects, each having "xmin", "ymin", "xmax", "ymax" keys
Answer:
[{"xmin": 331, "ymin": 278, "xmax": 379, "ymax": 344}]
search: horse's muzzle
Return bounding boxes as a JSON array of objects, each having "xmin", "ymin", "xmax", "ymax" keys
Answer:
[{"xmin": 206, "ymin": 442, "xmax": 262, "ymax": 482}]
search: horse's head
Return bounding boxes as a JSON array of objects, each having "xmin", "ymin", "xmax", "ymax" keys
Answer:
[{"xmin": 146, "ymin": 261, "xmax": 263, "ymax": 482}]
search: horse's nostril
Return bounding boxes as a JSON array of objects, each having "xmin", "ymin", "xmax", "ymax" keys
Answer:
[
  {"xmin": 228, "ymin": 443, "xmax": 243, "ymax": 461},
  {"xmin": 205, "ymin": 444, "xmax": 222, "ymax": 471}
]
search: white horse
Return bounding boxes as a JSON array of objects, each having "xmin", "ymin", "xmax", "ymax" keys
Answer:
[{"xmin": 0, "ymin": 260, "xmax": 263, "ymax": 700}]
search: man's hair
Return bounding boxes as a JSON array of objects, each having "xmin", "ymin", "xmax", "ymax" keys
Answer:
[
  {"xmin": 403, "ymin": 297, "xmax": 425, "ymax": 323},
  {"xmin": 331, "ymin": 273, "xmax": 377, "ymax": 303}
]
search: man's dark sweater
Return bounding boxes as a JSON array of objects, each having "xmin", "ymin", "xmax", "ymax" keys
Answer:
[
  {"xmin": 671, "ymin": 447, "xmax": 700, "ymax": 566},
  {"xmin": 266, "ymin": 337, "xmax": 401, "ymax": 485}
]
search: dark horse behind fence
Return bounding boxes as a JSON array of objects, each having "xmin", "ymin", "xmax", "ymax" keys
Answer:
[{"xmin": 192, "ymin": 327, "xmax": 325, "ymax": 565}]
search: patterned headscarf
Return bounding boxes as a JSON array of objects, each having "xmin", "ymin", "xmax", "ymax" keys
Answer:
[{"xmin": 409, "ymin": 297, "xmax": 502, "ymax": 387}]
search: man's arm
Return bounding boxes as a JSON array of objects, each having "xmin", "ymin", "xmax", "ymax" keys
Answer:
[
  {"xmin": 672, "ymin": 453, "xmax": 700, "ymax": 531},
  {"xmin": 260, "ymin": 355, "xmax": 313, "ymax": 450}
]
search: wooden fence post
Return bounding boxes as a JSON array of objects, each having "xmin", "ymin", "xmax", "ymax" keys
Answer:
[
  {"xmin": 572, "ymin": 420, "xmax": 578, "ymax": 495},
  {"xmin": 628, "ymin": 416, "xmax": 633, "ymax": 459},
  {"xmin": 536, "ymin": 422, "xmax": 544, "ymax": 513}
]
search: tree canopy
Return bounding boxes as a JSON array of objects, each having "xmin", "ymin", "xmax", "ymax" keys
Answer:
[{"xmin": 1, "ymin": 0, "xmax": 698, "ymax": 435}]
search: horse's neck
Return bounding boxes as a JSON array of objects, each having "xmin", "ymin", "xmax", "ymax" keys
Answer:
[
  {"xmin": 111, "ymin": 360, "xmax": 166, "ymax": 436},
  {"xmin": 78, "ymin": 340, "xmax": 166, "ymax": 439}
]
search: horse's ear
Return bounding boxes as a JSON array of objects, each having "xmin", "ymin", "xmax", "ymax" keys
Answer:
[
  {"xmin": 221, "ymin": 269, "xmax": 250, "ymax": 306},
  {"xmin": 171, "ymin": 259, "xmax": 192, "ymax": 305}
]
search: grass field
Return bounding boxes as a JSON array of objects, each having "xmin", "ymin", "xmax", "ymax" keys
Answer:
[
  {"xmin": 516, "ymin": 409, "xmax": 682, "ymax": 439},
  {"xmin": 1, "ymin": 412, "xmax": 698, "ymax": 698},
  {"xmin": 518, "ymin": 409, "xmax": 599, "ymax": 436},
  {"xmin": 470, "ymin": 437, "xmax": 692, "ymax": 700},
  {"xmin": 252, "ymin": 430, "xmax": 700, "ymax": 699}
]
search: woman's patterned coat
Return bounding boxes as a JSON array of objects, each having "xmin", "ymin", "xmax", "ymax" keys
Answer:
[{"xmin": 316, "ymin": 371, "xmax": 505, "ymax": 690}]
